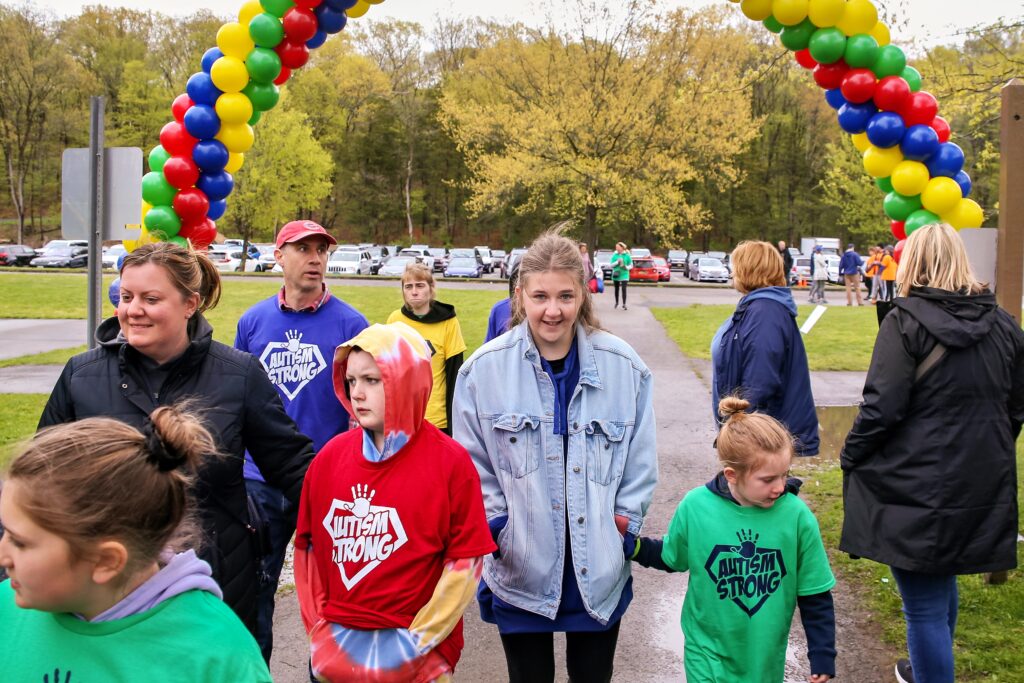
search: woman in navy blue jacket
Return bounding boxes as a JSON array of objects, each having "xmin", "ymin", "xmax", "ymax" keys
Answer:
[{"xmin": 711, "ymin": 241, "xmax": 819, "ymax": 455}]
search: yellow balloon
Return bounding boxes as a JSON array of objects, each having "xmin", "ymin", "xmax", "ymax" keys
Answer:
[
  {"xmin": 863, "ymin": 145, "xmax": 903, "ymax": 178},
  {"xmin": 808, "ymin": 0, "xmax": 845, "ymax": 27},
  {"xmin": 216, "ymin": 23, "xmax": 255, "ymax": 60},
  {"xmin": 217, "ymin": 124, "xmax": 255, "ymax": 153},
  {"xmin": 944, "ymin": 198, "xmax": 985, "ymax": 229},
  {"xmin": 836, "ymin": 0, "xmax": 878, "ymax": 36},
  {"xmin": 869, "ymin": 21, "xmax": 891, "ymax": 46},
  {"xmin": 347, "ymin": 0, "xmax": 371, "ymax": 18},
  {"xmin": 773, "ymin": 0, "xmax": 809, "ymax": 26},
  {"xmin": 226, "ymin": 152, "xmax": 245, "ymax": 174},
  {"xmin": 921, "ymin": 176, "xmax": 963, "ymax": 215},
  {"xmin": 215, "ymin": 92, "xmax": 254, "ymax": 125},
  {"xmin": 238, "ymin": 0, "xmax": 263, "ymax": 26},
  {"xmin": 740, "ymin": 0, "xmax": 773, "ymax": 21},
  {"xmin": 890, "ymin": 160, "xmax": 930, "ymax": 196},
  {"xmin": 365, "ymin": 0, "xmax": 384, "ymax": 4},
  {"xmin": 851, "ymin": 132, "xmax": 870, "ymax": 152},
  {"xmin": 141, "ymin": 200, "xmax": 153, "ymax": 216},
  {"xmin": 211, "ymin": 56, "xmax": 250, "ymax": 94}
]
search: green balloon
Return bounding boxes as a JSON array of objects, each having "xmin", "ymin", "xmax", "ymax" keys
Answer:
[
  {"xmin": 243, "ymin": 81, "xmax": 280, "ymax": 112},
  {"xmin": 248, "ymin": 109, "xmax": 262, "ymax": 126},
  {"xmin": 884, "ymin": 192, "xmax": 923, "ymax": 222},
  {"xmin": 902, "ymin": 66, "xmax": 923, "ymax": 92},
  {"xmin": 808, "ymin": 28, "xmax": 847, "ymax": 65},
  {"xmin": 780, "ymin": 19, "xmax": 815, "ymax": 52},
  {"xmin": 873, "ymin": 45, "xmax": 907, "ymax": 79},
  {"xmin": 904, "ymin": 208, "xmax": 941, "ymax": 234},
  {"xmin": 144, "ymin": 205, "xmax": 182, "ymax": 237},
  {"xmin": 763, "ymin": 16, "xmax": 783, "ymax": 34},
  {"xmin": 249, "ymin": 13, "xmax": 284, "ymax": 48},
  {"xmin": 844, "ymin": 34, "xmax": 879, "ymax": 69},
  {"xmin": 148, "ymin": 145, "xmax": 170, "ymax": 173},
  {"xmin": 141, "ymin": 172, "xmax": 177, "ymax": 207},
  {"xmin": 168, "ymin": 236, "xmax": 190, "ymax": 247},
  {"xmin": 246, "ymin": 47, "xmax": 282, "ymax": 84},
  {"xmin": 259, "ymin": 0, "xmax": 293, "ymax": 18},
  {"xmin": 876, "ymin": 176, "xmax": 894, "ymax": 193}
]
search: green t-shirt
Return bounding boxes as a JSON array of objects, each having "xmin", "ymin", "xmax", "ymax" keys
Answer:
[
  {"xmin": 661, "ymin": 487, "xmax": 835, "ymax": 683},
  {"xmin": 610, "ymin": 251, "xmax": 632, "ymax": 281},
  {"xmin": 0, "ymin": 581, "xmax": 271, "ymax": 682}
]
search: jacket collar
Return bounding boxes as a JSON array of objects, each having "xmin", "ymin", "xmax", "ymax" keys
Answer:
[
  {"xmin": 97, "ymin": 313, "xmax": 214, "ymax": 373},
  {"xmin": 511, "ymin": 320, "xmax": 602, "ymax": 389}
]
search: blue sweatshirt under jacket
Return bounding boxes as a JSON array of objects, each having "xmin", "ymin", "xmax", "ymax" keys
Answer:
[{"xmin": 711, "ymin": 287, "xmax": 820, "ymax": 455}]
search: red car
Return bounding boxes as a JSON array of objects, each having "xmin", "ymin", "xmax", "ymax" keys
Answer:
[
  {"xmin": 652, "ymin": 257, "xmax": 672, "ymax": 282},
  {"xmin": 630, "ymin": 257, "xmax": 660, "ymax": 282}
]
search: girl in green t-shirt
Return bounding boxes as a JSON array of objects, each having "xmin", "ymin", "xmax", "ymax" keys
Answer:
[
  {"xmin": 610, "ymin": 242, "xmax": 633, "ymax": 309},
  {"xmin": 629, "ymin": 396, "xmax": 836, "ymax": 683}
]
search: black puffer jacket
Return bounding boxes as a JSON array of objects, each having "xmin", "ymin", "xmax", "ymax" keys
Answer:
[
  {"xmin": 840, "ymin": 287, "xmax": 1024, "ymax": 574},
  {"xmin": 39, "ymin": 315, "xmax": 314, "ymax": 631}
]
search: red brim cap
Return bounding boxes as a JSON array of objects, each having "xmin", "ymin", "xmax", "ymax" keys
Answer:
[{"xmin": 276, "ymin": 220, "xmax": 338, "ymax": 249}]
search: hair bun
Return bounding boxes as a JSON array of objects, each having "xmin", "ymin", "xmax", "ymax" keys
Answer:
[
  {"xmin": 142, "ymin": 420, "xmax": 186, "ymax": 472},
  {"xmin": 146, "ymin": 403, "xmax": 218, "ymax": 474},
  {"xmin": 718, "ymin": 396, "xmax": 750, "ymax": 420}
]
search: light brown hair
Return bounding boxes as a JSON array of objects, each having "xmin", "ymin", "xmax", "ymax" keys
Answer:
[
  {"xmin": 5, "ymin": 404, "xmax": 217, "ymax": 574},
  {"xmin": 121, "ymin": 242, "xmax": 221, "ymax": 313},
  {"xmin": 896, "ymin": 223, "xmax": 985, "ymax": 295},
  {"xmin": 716, "ymin": 397, "xmax": 794, "ymax": 476},
  {"xmin": 400, "ymin": 262, "xmax": 436, "ymax": 303},
  {"xmin": 730, "ymin": 241, "xmax": 786, "ymax": 294},
  {"xmin": 511, "ymin": 226, "xmax": 601, "ymax": 333}
]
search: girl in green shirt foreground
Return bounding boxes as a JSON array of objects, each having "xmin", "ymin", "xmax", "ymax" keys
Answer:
[{"xmin": 631, "ymin": 396, "xmax": 837, "ymax": 682}]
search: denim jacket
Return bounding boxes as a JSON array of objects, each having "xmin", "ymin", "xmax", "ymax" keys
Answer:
[{"xmin": 453, "ymin": 321, "xmax": 657, "ymax": 623}]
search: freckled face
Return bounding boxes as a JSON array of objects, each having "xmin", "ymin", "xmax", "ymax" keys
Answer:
[{"xmin": 729, "ymin": 451, "xmax": 792, "ymax": 508}]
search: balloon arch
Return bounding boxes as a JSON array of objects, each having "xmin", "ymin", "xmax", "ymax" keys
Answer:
[{"xmin": 130, "ymin": 0, "xmax": 985, "ymax": 253}]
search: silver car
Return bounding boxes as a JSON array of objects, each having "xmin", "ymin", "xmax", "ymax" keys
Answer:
[
  {"xmin": 690, "ymin": 257, "xmax": 729, "ymax": 283},
  {"xmin": 379, "ymin": 255, "xmax": 419, "ymax": 277}
]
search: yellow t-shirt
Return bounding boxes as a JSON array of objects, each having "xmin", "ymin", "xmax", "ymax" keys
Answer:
[{"xmin": 386, "ymin": 308, "xmax": 466, "ymax": 428}]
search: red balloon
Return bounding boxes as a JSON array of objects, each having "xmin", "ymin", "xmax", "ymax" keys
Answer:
[
  {"xmin": 930, "ymin": 115, "xmax": 951, "ymax": 143},
  {"xmin": 171, "ymin": 94, "xmax": 194, "ymax": 123},
  {"xmin": 273, "ymin": 66, "xmax": 292, "ymax": 86},
  {"xmin": 159, "ymin": 121, "xmax": 198, "ymax": 157},
  {"xmin": 172, "ymin": 187, "xmax": 211, "ymax": 223},
  {"xmin": 276, "ymin": 40, "xmax": 310, "ymax": 70},
  {"xmin": 894, "ymin": 239, "xmax": 906, "ymax": 263},
  {"xmin": 813, "ymin": 61, "xmax": 849, "ymax": 90},
  {"xmin": 282, "ymin": 7, "xmax": 318, "ymax": 42},
  {"xmin": 188, "ymin": 218, "xmax": 218, "ymax": 249},
  {"xmin": 293, "ymin": 0, "xmax": 322, "ymax": 7},
  {"xmin": 902, "ymin": 91, "xmax": 939, "ymax": 127},
  {"xmin": 162, "ymin": 156, "xmax": 200, "ymax": 190},
  {"xmin": 840, "ymin": 69, "xmax": 877, "ymax": 104},
  {"xmin": 891, "ymin": 220, "xmax": 906, "ymax": 241},
  {"xmin": 873, "ymin": 76, "xmax": 910, "ymax": 112},
  {"xmin": 795, "ymin": 49, "xmax": 817, "ymax": 70}
]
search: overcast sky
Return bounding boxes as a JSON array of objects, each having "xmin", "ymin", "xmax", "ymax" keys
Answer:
[{"xmin": 46, "ymin": 0, "xmax": 1024, "ymax": 46}]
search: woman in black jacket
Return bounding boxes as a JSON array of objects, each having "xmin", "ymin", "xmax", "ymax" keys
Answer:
[
  {"xmin": 39, "ymin": 242, "xmax": 314, "ymax": 633},
  {"xmin": 840, "ymin": 224, "xmax": 1024, "ymax": 683}
]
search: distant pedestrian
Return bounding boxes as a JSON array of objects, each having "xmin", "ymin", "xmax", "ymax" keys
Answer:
[
  {"xmin": 778, "ymin": 241, "xmax": 793, "ymax": 284},
  {"xmin": 863, "ymin": 247, "xmax": 879, "ymax": 301},
  {"xmin": 580, "ymin": 242, "xmax": 595, "ymax": 283},
  {"xmin": 839, "ymin": 243, "xmax": 865, "ymax": 306},
  {"xmin": 876, "ymin": 246, "xmax": 898, "ymax": 325},
  {"xmin": 841, "ymin": 223, "xmax": 1024, "ymax": 683},
  {"xmin": 809, "ymin": 245, "xmax": 828, "ymax": 304},
  {"xmin": 610, "ymin": 241, "xmax": 632, "ymax": 310},
  {"xmin": 485, "ymin": 259, "xmax": 519, "ymax": 342}
]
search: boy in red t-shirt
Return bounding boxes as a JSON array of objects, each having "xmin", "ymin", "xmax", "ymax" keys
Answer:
[{"xmin": 294, "ymin": 322, "xmax": 496, "ymax": 683}]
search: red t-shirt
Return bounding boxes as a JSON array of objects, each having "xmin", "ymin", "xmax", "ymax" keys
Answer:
[{"xmin": 296, "ymin": 421, "xmax": 495, "ymax": 668}]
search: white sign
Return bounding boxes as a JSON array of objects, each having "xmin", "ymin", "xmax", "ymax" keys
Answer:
[
  {"xmin": 800, "ymin": 305, "xmax": 828, "ymax": 335},
  {"xmin": 61, "ymin": 147, "xmax": 143, "ymax": 241}
]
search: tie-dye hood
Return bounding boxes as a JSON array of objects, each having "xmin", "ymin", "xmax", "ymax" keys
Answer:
[{"xmin": 333, "ymin": 322, "xmax": 433, "ymax": 460}]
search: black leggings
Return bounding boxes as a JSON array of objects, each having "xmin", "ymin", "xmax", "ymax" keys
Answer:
[
  {"xmin": 613, "ymin": 280, "xmax": 627, "ymax": 306},
  {"xmin": 499, "ymin": 621, "xmax": 621, "ymax": 683}
]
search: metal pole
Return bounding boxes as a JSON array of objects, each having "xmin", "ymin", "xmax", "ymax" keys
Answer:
[
  {"xmin": 996, "ymin": 78, "xmax": 1024, "ymax": 323},
  {"xmin": 86, "ymin": 97, "xmax": 105, "ymax": 349}
]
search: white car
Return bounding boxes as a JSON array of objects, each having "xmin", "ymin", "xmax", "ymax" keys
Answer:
[
  {"xmin": 256, "ymin": 245, "xmax": 277, "ymax": 272},
  {"xmin": 327, "ymin": 249, "xmax": 373, "ymax": 276},
  {"xmin": 102, "ymin": 244, "xmax": 127, "ymax": 269},
  {"xmin": 690, "ymin": 257, "xmax": 730, "ymax": 283},
  {"xmin": 399, "ymin": 248, "xmax": 434, "ymax": 271},
  {"xmin": 208, "ymin": 247, "xmax": 260, "ymax": 273},
  {"xmin": 379, "ymin": 255, "xmax": 419, "ymax": 277},
  {"xmin": 38, "ymin": 239, "xmax": 88, "ymax": 256},
  {"xmin": 474, "ymin": 246, "xmax": 493, "ymax": 273}
]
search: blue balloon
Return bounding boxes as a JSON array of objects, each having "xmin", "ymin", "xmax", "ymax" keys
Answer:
[
  {"xmin": 197, "ymin": 171, "xmax": 234, "ymax": 202},
  {"xmin": 108, "ymin": 277, "xmax": 121, "ymax": 307},
  {"xmin": 193, "ymin": 139, "xmax": 230, "ymax": 173},
  {"xmin": 925, "ymin": 142, "xmax": 965, "ymax": 178},
  {"xmin": 323, "ymin": 0, "xmax": 357, "ymax": 10},
  {"xmin": 201, "ymin": 47, "xmax": 224, "ymax": 74},
  {"xmin": 116, "ymin": 252, "xmax": 128, "ymax": 270},
  {"xmin": 837, "ymin": 102, "xmax": 877, "ymax": 134},
  {"xmin": 207, "ymin": 198, "xmax": 228, "ymax": 220},
  {"xmin": 954, "ymin": 170, "xmax": 972, "ymax": 198},
  {"xmin": 315, "ymin": 5, "xmax": 347, "ymax": 34},
  {"xmin": 183, "ymin": 104, "xmax": 221, "ymax": 140},
  {"xmin": 865, "ymin": 111, "xmax": 905, "ymax": 148},
  {"xmin": 824, "ymin": 88, "xmax": 846, "ymax": 110},
  {"xmin": 186, "ymin": 72, "xmax": 222, "ymax": 107},
  {"xmin": 307, "ymin": 29, "xmax": 328, "ymax": 49},
  {"xmin": 900, "ymin": 124, "xmax": 940, "ymax": 162}
]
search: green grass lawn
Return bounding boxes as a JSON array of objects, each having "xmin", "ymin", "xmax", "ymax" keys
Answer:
[{"xmin": 0, "ymin": 394, "xmax": 48, "ymax": 471}]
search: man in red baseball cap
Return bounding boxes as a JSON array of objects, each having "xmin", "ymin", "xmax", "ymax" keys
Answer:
[{"xmin": 234, "ymin": 218, "xmax": 368, "ymax": 662}]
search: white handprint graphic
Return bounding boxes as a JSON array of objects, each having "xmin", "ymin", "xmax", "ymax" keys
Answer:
[
  {"xmin": 341, "ymin": 484, "xmax": 376, "ymax": 518},
  {"xmin": 285, "ymin": 329, "xmax": 303, "ymax": 353}
]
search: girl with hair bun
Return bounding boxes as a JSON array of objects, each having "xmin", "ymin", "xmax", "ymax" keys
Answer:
[
  {"xmin": 0, "ymin": 406, "xmax": 270, "ymax": 681},
  {"xmin": 630, "ymin": 396, "xmax": 836, "ymax": 682}
]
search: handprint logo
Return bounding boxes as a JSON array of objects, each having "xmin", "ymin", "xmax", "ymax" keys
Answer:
[
  {"xmin": 341, "ymin": 484, "xmax": 376, "ymax": 518},
  {"xmin": 285, "ymin": 329, "xmax": 303, "ymax": 353},
  {"xmin": 43, "ymin": 670, "xmax": 71, "ymax": 683},
  {"xmin": 730, "ymin": 530, "xmax": 760, "ymax": 559}
]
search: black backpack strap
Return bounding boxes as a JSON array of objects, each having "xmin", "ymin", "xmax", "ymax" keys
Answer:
[{"xmin": 915, "ymin": 342, "xmax": 947, "ymax": 383}]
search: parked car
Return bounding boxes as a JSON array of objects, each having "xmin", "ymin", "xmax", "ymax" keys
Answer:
[
  {"xmin": 38, "ymin": 239, "xmax": 88, "ymax": 256},
  {"xmin": 366, "ymin": 246, "xmax": 390, "ymax": 274},
  {"xmin": 0, "ymin": 244, "xmax": 39, "ymax": 266},
  {"xmin": 444, "ymin": 256, "xmax": 484, "ymax": 278},
  {"xmin": 30, "ymin": 247, "xmax": 89, "ymax": 268},
  {"xmin": 255, "ymin": 245, "xmax": 278, "ymax": 272},
  {"xmin": 689, "ymin": 257, "xmax": 729, "ymax": 283},
  {"xmin": 594, "ymin": 249, "xmax": 614, "ymax": 279},
  {"xmin": 652, "ymin": 257, "xmax": 672, "ymax": 282},
  {"xmin": 208, "ymin": 247, "xmax": 260, "ymax": 273},
  {"xmin": 399, "ymin": 248, "xmax": 435, "ymax": 271},
  {"xmin": 379, "ymin": 255, "xmax": 419, "ymax": 277},
  {"xmin": 474, "ymin": 246, "xmax": 494, "ymax": 273},
  {"xmin": 327, "ymin": 248, "xmax": 373, "ymax": 276},
  {"xmin": 492, "ymin": 249, "xmax": 507, "ymax": 269},
  {"xmin": 630, "ymin": 247, "xmax": 651, "ymax": 259},
  {"xmin": 222, "ymin": 239, "xmax": 261, "ymax": 260},
  {"xmin": 684, "ymin": 251, "xmax": 704, "ymax": 278},
  {"xmin": 428, "ymin": 247, "xmax": 448, "ymax": 273},
  {"xmin": 629, "ymin": 258, "xmax": 661, "ymax": 282},
  {"xmin": 666, "ymin": 249, "xmax": 688, "ymax": 270},
  {"xmin": 502, "ymin": 247, "xmax": 528, "ymax": 278},
  {"xmin": 101, "ymin": 244, "xmax": 128, "ymax": 270},
  {"xmin": 791, "ymin": 256, "xmax": 811, "ymax": 285},
  {"xmin": 824, "ymin": 254, "xmax": 841, "ymax": 284}
]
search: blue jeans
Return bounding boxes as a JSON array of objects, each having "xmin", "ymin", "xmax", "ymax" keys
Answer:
[
  {"xmin": 246, "ymin": 479, "xmax": 296, "ymax": 664},
  {"xmin": 891, "ymin": 567, "xmax": 958, "ymax": 683}
]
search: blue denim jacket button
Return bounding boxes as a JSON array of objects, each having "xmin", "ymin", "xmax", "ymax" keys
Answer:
[
  {"xmin": 577, "ymin": 516, "xmax": 585, "ymax": 524},
  {"xmin": 573, "ymin": 466, "xmax": 580, "ymax": 473},
  {"xmin": 581, "ymin": 567, "xmax": 588, "ymax": 575}
]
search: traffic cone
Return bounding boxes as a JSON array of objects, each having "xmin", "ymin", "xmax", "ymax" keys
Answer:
[{"xmin": 798, "ymin": 276, "xmax": 807, "ymax": 288}]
